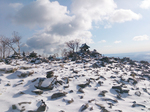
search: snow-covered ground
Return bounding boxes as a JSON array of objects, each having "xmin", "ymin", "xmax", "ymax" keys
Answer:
[{"xmin": 0, "ymin": 58, "xmax": 150, "ymax": 112}]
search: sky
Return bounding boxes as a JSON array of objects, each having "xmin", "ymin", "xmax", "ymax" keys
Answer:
[{"xmin": 0, "ymin": 0, "xmax": 150, "ymax": 55}]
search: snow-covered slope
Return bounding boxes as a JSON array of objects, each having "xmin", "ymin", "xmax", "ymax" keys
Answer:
[{"xmin": 0, "ymin": 58, "xmax": 150, "ymax": 112}]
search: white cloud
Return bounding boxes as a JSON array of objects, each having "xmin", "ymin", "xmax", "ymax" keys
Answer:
[
  {"xmin": 12, "ymin": 0, "xmax": 73, "ymax": 28},
  {"xmin": 114, "ymin": 40, "xmax": 122, "ymax": 43},
  {"xmin": 11, "ymin": 0, "xmax": 142, "ymax": 54},
  {"xmin": 9, "ymin": 3, "xmax": 23, "ymax": 10},
  {"xmin": 109, "ymin": 9, "xmax": 142, "ymax": 23},
  {"xmin": 140, "ymin": 0, "xmax": 150, "ymax": 9},
  {"xmin": 133, "ymin": 35, "xmax": 149, "ymax": 41},
  {"xmin": 98, "ymin": 40, "xmax": 106, "ymax": 43}
]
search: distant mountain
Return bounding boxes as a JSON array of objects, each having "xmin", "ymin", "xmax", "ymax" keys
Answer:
[{"xmin": 105, "ymin": 51, "xmax": 150, "ymax": 62}]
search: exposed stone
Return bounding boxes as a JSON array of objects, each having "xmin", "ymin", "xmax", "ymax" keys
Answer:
[
  {"xmin": 51, "ymin": 92, "xmax": 67, "ymax": 99},
  {"xmin": 12, "ymin": 105, "xmax": 17, "ymax": 109},
  {"xmin": 135, "ymin": 91, "xmax": 141, "ymax": 97},
  {"xmin": 80, "ymin": 103, "xmax": 89, "ymax": 111},
  {"xmin": 32, "ymin": 89, "xmax": 43, "ymax": 95},
  {"xmin": 78, "ymin": 88, "xmax": 84, "ymax": 93},
  {"xmin": 46, "ymin": 71, "xmax": 54, "ymax": 78},
  {"xmin": 99, "ymin": 90, "xmax": 108, "ymax": 96},
  {"xmin": 36, "ymin": 100, "xmax": 46, "ymax": 112}
]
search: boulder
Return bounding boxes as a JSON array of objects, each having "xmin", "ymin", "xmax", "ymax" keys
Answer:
[
  {"xmin": 51, "ymin": 92, "xmax": 67, "ymax": 99},
  {"xmin": 35, "ymin": 77, "xmax": 57, "ymax": 90},
  {"xmin": 46, "ymin": 71, "xmax": 54, "ymax": 78}
]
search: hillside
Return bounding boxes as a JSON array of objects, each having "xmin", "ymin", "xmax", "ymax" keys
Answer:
[{"xmin": 0, "ymin": 55, "xmax": 150, "ymax": 112}]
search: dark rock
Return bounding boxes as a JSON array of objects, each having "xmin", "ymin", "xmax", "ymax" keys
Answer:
[
  {"xmin": 78, "ymin": 82, "xmax": 89, "ymax": 88},
  {"xmin": 99, "ymin": 90, "xmax": 108, "ymax": 96},
  {"xmin": 135, "ymin": 91, "xmax": 141, "ymax": 96},
  {"xmin": 12, "ymin": 105, "xmax": 17, "ymax": 109},
  {"xmin": 67, "ymin": 99, "xmax": 74, "ymax": 104},
  {"xmin": 132, "ymin": 103, "xmax": 146, "ymax": 108},
  {"xmin": 102, "ymin": 98, "xmax": 118, "ymax": 103},
  {"xmin": 78, "ymin": 88, "xmax": 84, "ymax": 93},
  {"xmin": 32, "ymin": 89, "xmax": 43, "ymax": 95},
  {"xmin": 80, "ymin": 103, "xmax": 89, "ymax": 111},
  {"xmin": 36, "ymin": 100, "xmax": 46, "ymax": 112},
  {"xmin": 46, "ymin": 71, "xmax": 54, "ymax": 78},
  {"xmin": 51, "ymin": 92, "xmax": 67, "ymax": 99}
]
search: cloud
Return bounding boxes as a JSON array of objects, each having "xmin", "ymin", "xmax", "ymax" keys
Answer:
[
  {"xmin": 140, "ymin": 0, "xmax": 150, "ymax": 9},
  {"xmin": 109, "ymin": 9, "xmax": 142, "ymax": 23},
  {"xmin": 11, "ymin": 0, "xmax": 142, "ymax": 54},
  {"xmin": 9, "ymin": 3, "xmax": 23, "ymax": 10},
  {"xmin": 114, "ymin": 40, "xmax": 122, "ymax": 43},
  {"xmin": 133, "ymin": 35, "xmax": 149, "ymax": 41},
  {"xmin": 12, "ymin": 0, "xmax": 73, "ymax": 28},
  {"xmin": 98, "ymin": 40, "xmax": 106, "ymax": 43}
]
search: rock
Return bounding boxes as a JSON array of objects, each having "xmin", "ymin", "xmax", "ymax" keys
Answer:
[
  {"xmin": 80, "ymin": 103, "xmax": 89, "ymax": 111},
  {"xmin": 78, "ymin": 88, "xmax": 84, "ymax": 93},
  {"xmin": 37, "ymin": 100, "xmax": 47, "ymax": 112},
  {"xmin": 32, "ymin": 89, "xmax": 43, "ymax": 95},
  {"xmin": 95, "ymin": 103, "xmax": 109, "ymax": 111},
  {"xmin": 127, "ymin": 78, "xmax": 138, "ymax": 85},
  {"xmin": 46, "ymin": 71, "xmax": 54, "ymax": 78},
  {"xmin": 132, "ymin": 103, "xmax": 146, "ymax": 108},
  {"xmin": 89, "ymin": 107, "xmax": 93, "ymax": 111},
  {"xmin": 98, "ymin": 81, "xmax": 103, "ymax": 86},
  {"xmin": 35, "ymin": 77, "xmax": 57, "ymax": 90},
  {"xmin": 12, "ymin": 105, "xmax": 17, "ymax": 109},
  {"xmin": 51, "ymin": 92, "xmax": 67, "ymax": 99},
  {"xmin": 16, "ymin": 70, "xmax": 34, "ymax": 78},
  {"xmin": 88, "ymin": 99, "xmax": 95, "ymax": 103},
  {"xmin": 35, "ymin": 60, "xmax": 42, "ymax": 64},
  {"xmin": 67, "ymin": 99, "xmax": 74, "ymax": 104},
  {"xmin": 99, "ymin": 90, "xmax": 108, "ymax": 96},
  {"xmin": 135, "ymin": 91, "xmax": 141, "ymax": 96},
  {"xmin": 78, "ymin": 82, "xmax": 89, "ymax": 88},
  {"xmin": 102, "ymin": 98, "xmax": 118, "ymax": 103}
]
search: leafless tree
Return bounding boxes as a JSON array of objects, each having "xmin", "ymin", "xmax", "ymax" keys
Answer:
[
  {"xmin": 75, "ymin": 39, "xmax": 80, "ymax": 52},
  {"xmin": 0, "ymin": 36, "xmax": 8, "ymax": 58},
  {"xmin": 61, "ymin": 48, "xmax": 68, "ymax": 58},
  {"xmin": 65, "ymin": 39, "xmax": 81, "ymax": 53},
  {"xmin": 65, "ymin": 40, "xmax": 75, "ymax": 53},
  {"xmin": 12, "ymin": 31, "xmax": 22, "ymax": 55}
]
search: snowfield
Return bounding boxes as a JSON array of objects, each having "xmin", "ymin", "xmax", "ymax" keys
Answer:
[{"xmin": 0, "ymin": 57, "xmax": 150, "ymax": 112}]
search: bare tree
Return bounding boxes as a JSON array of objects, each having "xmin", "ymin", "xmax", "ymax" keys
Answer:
[
  {"xmin": 0, "ymin": 36, "xmax": 8, "ymax": 58},
  {"xmin": 12, "ymin": 31, "xmax": 22, "ymax": 55},
  {"xmin": 75, "ymin": 39, "xmax": 80, "ymax": 52},
  {"xmin": 65, "ymin": 40, "xmax": 76, "ymax": 53}
]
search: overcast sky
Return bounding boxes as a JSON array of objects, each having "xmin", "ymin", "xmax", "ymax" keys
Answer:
[{"xmin": 0, "ymin": 0, "xmax": 150, "ymax": 55}]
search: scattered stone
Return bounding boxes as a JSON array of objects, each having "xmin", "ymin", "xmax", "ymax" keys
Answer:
[
  {"xmin": 95, "ymin": 103, "xmax": 109, "ymax": 112},
  {"xmin": 35, "ymin": 77, "xmax": 57, "ymax": 90},
  {"xmin": 78, "ymin": 82, "xmax": 89, "ymax": 88},
  {"xmin": 51, "ymin": 92, "xmax": 67, "ymax": 99},
  {"xmin": 67, "ymin": 99, "xmax": 74, "ymax": 104},
  {"xmin": 88, "ymin": 99, "xmax": 95, "ymax": 103},
  {"xmin": 69, "ymin": 90, "xmax": 73, "ymax": 93},
  {"xmin": 46, "ymin": 71, "xmax": 54, "ymax": 78},
  {"xmin": 99, "ymin": 90, "xmax": 108, "ymax": 96},
  {"xmin": 102, "ymin": 98, "xmax": 118, "ymax": 103},
  {"xmin": 80, "ymin": 103, "xmax": 89, "ymax": 111},
  {"xmin": 89, "ymin": 107, "xmax": 93, "ymax": 111},
  {"xmin": 78, "ymin": 88, "xmax": 84, "ymax": 93},
  {"xmin": 32, "ymin": 89, "xmax": 43, "ymax": 95},
  {"xmin": 135, "ymin": 91, "xmax": 141, "ymax": 97},
  {"xmin": 12, "ymin": 104, "xmax": 17, "ymax": 109},
  {"xmin": 32, "ymin": 78, "xmax": 38, "ymax": 82},
  {"xmin": 132, "ymin": 103, "xmax": 146, "ymax": 108},
  {"xmin": 36, "ymin": 100, "xmax": 47, "ymax": 112}
]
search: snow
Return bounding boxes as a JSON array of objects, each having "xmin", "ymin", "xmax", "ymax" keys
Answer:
[{"xmin": 0, "ymin": 58, "xmax": 150, "ymax": 112}]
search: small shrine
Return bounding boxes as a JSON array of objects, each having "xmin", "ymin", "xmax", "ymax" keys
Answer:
[{"xmin": 80, "ymin": 43, "xmax": 90, "ymax": 52}]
